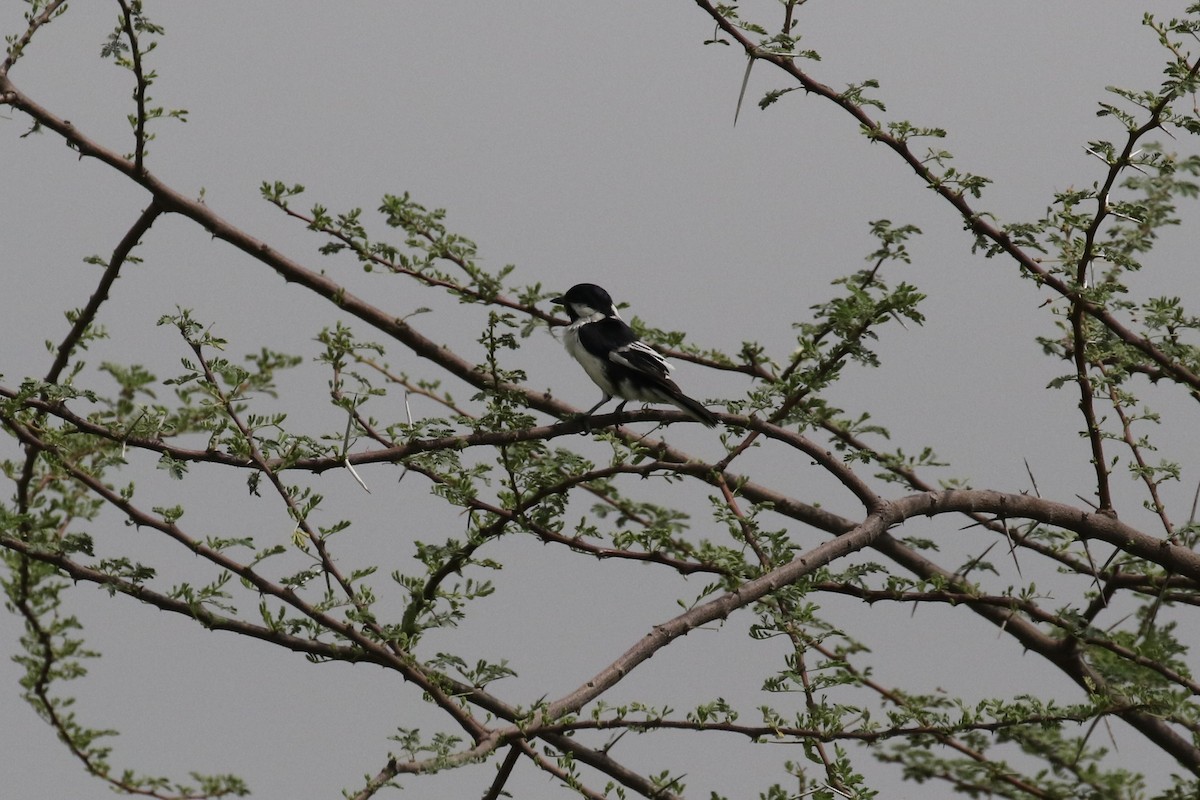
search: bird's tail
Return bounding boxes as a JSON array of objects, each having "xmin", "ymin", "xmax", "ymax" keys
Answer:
[{"xmin": 670, "ymin": 391, "xmax": 719, "ymax": 428}]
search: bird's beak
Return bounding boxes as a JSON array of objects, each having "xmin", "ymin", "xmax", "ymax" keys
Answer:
[{"xmin": 551, "ymin": 295, "xmax": 566, "ymax": 305}]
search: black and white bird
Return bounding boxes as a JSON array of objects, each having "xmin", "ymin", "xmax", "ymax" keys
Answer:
[{"xmin": 552, "ymin": 283, "xmax": 718, "ymax": 427}]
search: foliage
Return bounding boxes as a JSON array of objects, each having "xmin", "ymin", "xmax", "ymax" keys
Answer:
[{"xmin": 3, "ymin": 1, "xmax": 1200, "ymax": 798}]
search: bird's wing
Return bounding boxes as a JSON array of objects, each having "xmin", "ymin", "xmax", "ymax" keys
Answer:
[
  {"xmin": 576, "ymin": 319, "xmax": 674, "ymax": 381},
  {"xmin": 610, "ymin": 339, "xmax": 674, "ymax": 381}
]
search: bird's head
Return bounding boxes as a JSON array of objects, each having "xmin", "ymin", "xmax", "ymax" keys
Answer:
[{"xmin": 552, "ymin": 283, "xmax": 619, "ymax": 321}]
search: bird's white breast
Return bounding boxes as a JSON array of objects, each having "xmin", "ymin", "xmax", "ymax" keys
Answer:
[{"xmin": 563, "ymin": 316, "xmax": 617, "ymax": 396}]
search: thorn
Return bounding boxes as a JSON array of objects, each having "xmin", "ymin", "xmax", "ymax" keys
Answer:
[
  {"xmin": 344, "ymin": 456, "xmax": 370, "ymax": 494},
  {"xmin": 734, "ymin": 55, "xmax": 754, "ymax": 126}
]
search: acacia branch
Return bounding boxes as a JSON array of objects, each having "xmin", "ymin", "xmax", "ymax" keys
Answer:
[
  {"xmin": 539, "ymin": 505, "xmax": 896, "ymax": 722},
  {"xmin": 1071, "ymin": 309, "xmax": 1114, "ymax": 512},
  {"xmin": 15, "ymin": 371, "xmax": 1197, "ymax": 767},
  {"xmin": 546, "ymin": 706, "xmax": 1133, "ymax": 746},
  {"xmin": 187, "ymin": 342, "xmax": 385, "ymax": 650},
  {"xmin": 12, "ymin": 201, "xmax": 164, "ymax": 571},
  {"xmin": 715, "ymin": 475, "xmax": 846, "ymax": 791},
  {"xmin": 115, "ymin": 0, "xmax": 149, "ymax": 172},
  {"xmin": 47, "ymin": 201, "xmax": 163, "ymax": 384},
  {"xmin": 6, "ymin": 19, "xmax": 1200, "ymax": 790},
  {"xmin": 0, "ymin": 534, "xmax": 365, "ymax": 662},
  {"xmin": 0, "ymin": 415, "xmax": 488, "ymax": 743},
  {"xmin": 0, "ymin": 0, "xmax": 69, "ymax": 78},
  {"xmin": 282, "ymin": 200, "xmax": 772, "ymax": 382},
  {"xmin": 691, "ymin": 0, "xmax": 1200, "ymax": 395},
  {"xmin": 1105, "ymin": 365, "xmax": 1176, "ymax": 537}
]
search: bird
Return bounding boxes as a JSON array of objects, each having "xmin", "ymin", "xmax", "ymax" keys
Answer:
[{"xmin": 551, "ymin": 283, "xmax": 718, "ymax": 427}]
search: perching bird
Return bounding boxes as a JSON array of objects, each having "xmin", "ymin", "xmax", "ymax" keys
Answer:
[{"xmin": 552, "ymin": 283, "xmax": 718, "ymax": 427}]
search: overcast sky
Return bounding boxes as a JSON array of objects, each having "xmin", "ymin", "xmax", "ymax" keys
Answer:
[{"xmin": 3, "ymin": 3, "xmax": 1199, "ymax": 798}]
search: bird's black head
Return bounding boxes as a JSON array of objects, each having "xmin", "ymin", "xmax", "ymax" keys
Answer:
[{"xmin": 552, "ymin": 283, "xmax": 618, "ymax": 321}]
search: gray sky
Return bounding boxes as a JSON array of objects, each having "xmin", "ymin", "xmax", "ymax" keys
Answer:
[{"xmin": 3, "ymin": 2, "xmax": 1199, "ymax": 798}]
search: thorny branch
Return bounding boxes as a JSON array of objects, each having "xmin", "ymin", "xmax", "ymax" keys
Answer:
[{"xmin": 4, "ymin": 2, "xmax": 1200, "ymax": 797}]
